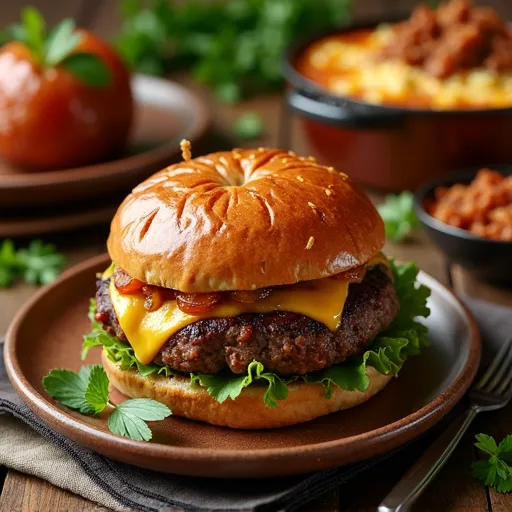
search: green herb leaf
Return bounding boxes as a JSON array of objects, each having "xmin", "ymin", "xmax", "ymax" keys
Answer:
[
  {"xmin": 43, "ymin": 366, "xmax": 95, "ymax": 414},
  {"xmin": 378, "ymin": 192, "xmax": 421, "ymax": 242},
  {"xmin": 475, "ymin": 433, "xmax": 499, "ymax": 457},
  {"xmin": 22, "ymin": 6, "xmax": 45, "ymax": 62},
  {"xmin": 191, "ymin": 361, "xmax": 289, "ymax": 407},
  {"xmin": 84, "ymin": 365, "xmax": 109, "ymax": 414},
  {"xmin": 391, "ymin": 260, "xmax": 431, "ymax": 335},
  {"xmin": 0, "ymin": 240, "xmax": 21, "ymax": 288},
  {"xmin": 215, "ymin": 82, "xmax": 242, "ymax": 104},
  {"xmin": 16, "ymin": 240, "xmax": 66, "ymax": 286},
  {"xmin": 115, "ymin": 0, "xmax": 353, "ymax": 101},
  {"xmin": 45, "ymin": 18, "xmax": 82, "ymax": 66},
  {"xmin": 473, "ymin": 434, "xmax": 512, "ymax": 493},
  {"xmin": 108, "ymin": 398, "xmax": 171, "ymax": 441},
  {"xmin": 232, "ymin": 112, "xmax": 264, "ymax": 140},
  {"xmin": 60, "ymin": 52, "xmax": 112, "ymax": 87}
]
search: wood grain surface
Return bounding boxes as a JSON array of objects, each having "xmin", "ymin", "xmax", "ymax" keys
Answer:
[{"xmin": 1, "ymin": 1, "xmax": 512, "ymax": 511}]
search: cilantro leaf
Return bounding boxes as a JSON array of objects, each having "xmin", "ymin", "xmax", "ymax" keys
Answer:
[
  {"xmin": 0, "ymin": 240, "xmax": 21, "ymax": 288},
  {"xmin": 84, "ymin": 365, "xmax": 109, "ymax": 414},
  {"xmin": 43, "ymin": 360, "xmax": 172, "ymax": 442},
  {"xmin": 60, "ymin": 52, "xmax": 112, "ymax": 87},
  {"xmin": 43, "ymin": 366, "xmax": 95, "ymax": 414},
  {"xmin": 475, "ymin": 433, "xmax": 499, "ymax": 457},
  {"xmin": 16, "ymin": 240, "xmax": 66, "ymax": 286},
  {"xmin": 45, "ymin": 18, "xmax": 82, "ymax": 67},
  {"xmin": 107, "ymin": 399, "xmax": 171, "ymax": 441},
  {"xmin": 378, "ymin": 192, "xmax": 421, "ymax": 242},
  {"xmin": 473, "ymin": 434, "xmax": 512, "ymax": 493},
  {"xmin": 232, "ymin": 113, "xmax": 265, "ymax": 140}
]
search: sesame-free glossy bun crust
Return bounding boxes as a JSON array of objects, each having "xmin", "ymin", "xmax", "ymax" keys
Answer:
[
  {"xmin": 103, "ymin": 351, "xmax": 392, "ymax": 429},
  {"xmin": 108, "ymin": 148, "xmax": 384, "ymax": 292}
]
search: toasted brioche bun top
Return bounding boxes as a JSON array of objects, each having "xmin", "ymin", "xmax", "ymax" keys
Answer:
[{"xmin": 107, "ymin": 148, "xmax": 384, "ymax": 292}]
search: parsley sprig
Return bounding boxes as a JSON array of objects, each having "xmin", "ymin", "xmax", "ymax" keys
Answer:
[
  {"xmin": 472, "ymin": 434, "xmax": 512, "ymax": 493},
  {"xmin": 43, "ymin": 364, "xmax": 171, "ymax": 441},
  {"xmin": 377, "ymin": 192, "xmax": 421, "ymax": 242},
  {"xmin": 0, "ymin": 239, "xmax": 66, "ymax": 288},
  {"xmin": 115, "ymin": 0, "xmax": 353, "ymax": 102},
  {"xmin": 2, "ymin": 6, "xmax": 111, "ymax": 87}
]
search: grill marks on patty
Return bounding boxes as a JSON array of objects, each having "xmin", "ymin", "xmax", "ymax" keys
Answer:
[{"xmin": 95, "ymin": 266, "xmax": 399, "ymax": 376}]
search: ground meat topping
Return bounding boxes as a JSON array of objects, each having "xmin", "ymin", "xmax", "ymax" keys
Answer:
[{"xmin": 382, "ymin": 0, "xmax": 512, "ymax": 78}]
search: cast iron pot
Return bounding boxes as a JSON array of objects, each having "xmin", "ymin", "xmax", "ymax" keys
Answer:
[{"xmin": 283, "ymin": 23, "xmax": 512, "ymax": 192}]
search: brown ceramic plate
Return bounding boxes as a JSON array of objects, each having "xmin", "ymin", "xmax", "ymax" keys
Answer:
[
  {"xmin": 4, "ymin": 254, "xmax": 480, "ymax": 478},
  {"xmin": 0, "ymin": 75, "xmax": 209, "ymax": 207}
]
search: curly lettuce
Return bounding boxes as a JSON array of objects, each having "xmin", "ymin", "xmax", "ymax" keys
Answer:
[{"xmin": 82, "ymin": 261, "xmax": 430, "ymax": 408}]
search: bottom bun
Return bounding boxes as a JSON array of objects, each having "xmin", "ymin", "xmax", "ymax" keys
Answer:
[{"xmin": 102, "ymin": 351, "xmax": 393, "ymax": 429}]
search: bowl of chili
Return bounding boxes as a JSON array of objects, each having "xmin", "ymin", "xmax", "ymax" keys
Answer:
[{"xmin": 414, "ymin": 165, "xmax": 512, "ymax": 284}]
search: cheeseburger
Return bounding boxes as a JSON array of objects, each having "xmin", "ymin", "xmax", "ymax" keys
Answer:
[{"xmin": 86, "ymin": 144, "xmax": 430, "ymax": 429}]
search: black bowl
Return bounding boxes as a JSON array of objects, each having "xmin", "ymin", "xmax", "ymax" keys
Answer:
[{"xmin": 414, "ymin": 166, "xmax": 512, "ymax": 285}]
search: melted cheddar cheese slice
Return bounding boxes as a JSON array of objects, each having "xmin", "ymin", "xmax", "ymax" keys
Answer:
[{"xmin": 107, "ymin": 254, "xmax": 388, "ymax": 365}]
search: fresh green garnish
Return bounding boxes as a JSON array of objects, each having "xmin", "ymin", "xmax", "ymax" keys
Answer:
[
  {"xmin": 43, "ymin": 366, "xmax": 98, "ymax": 414},
  {"xmin": 83, "ymin": 261, "xmax": 430, "ymax": 408},
  {"xmin": 378, "ymin": 192, "xmax": 421, "ymax": 242},
  {"xmin": 60, "ymin": 52, "xmax": 112, "ymax": 87},
  {"xmin": 0, "ymin": 240, "xmax": 20, "ymax": 288},
  {"xmin": 232, "ymin": 112, "xmax": 265, "ymax": 140},
  {"xmin": 43, "ymin": 364, "xmax": 171, "ymax": 441},
  {"xmin": 3, "ymin": 6, "xmax": 111, "ymax": 87},
  {"xmin": 191, "ymin": 361, "xmax": 289, "ymax": 408},
  {"xmin": 108, "ymin": 399, "xmax": 171, "ymax": 441},
  {"xmin": 472, "ymin": 434, "xmax": 512, "ymax": 493},
  {"xmin": 0, "ymin": 239, "xmax": 66, "ymax": 288},
  {"xmin": 115, "ymin": 0, "xmax": 353, "ymax": 102}
]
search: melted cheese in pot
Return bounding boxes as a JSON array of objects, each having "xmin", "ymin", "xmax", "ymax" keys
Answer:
[{"xmin": 106, "ymin": 254, "xmax": 388, "ymax": 365}]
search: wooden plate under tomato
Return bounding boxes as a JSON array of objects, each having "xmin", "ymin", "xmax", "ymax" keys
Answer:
[
  {"xmin": 0, "ymin": 75, "xmax": 210, "ymax": 208},
  {"xmin": 4, "ymin": 254, "xmax": 481, "ymax": 478}
]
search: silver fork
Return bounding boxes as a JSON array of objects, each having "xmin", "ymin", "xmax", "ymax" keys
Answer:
[{"xmin": 378, "ymin": 335, "xmax": 512, "ymax": 512}]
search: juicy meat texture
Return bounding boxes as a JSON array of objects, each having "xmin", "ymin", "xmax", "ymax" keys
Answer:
[{"xmin": 95, "ymin": 266, "xmax": 400, "ymax": 376}]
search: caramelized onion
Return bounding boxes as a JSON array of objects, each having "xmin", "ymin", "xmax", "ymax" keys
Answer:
[
  {"xmin": 175, "ymin": 292, "xmax": 222, "ymax": 314},
  {"xmin": 229, "ymin": 288, "xmax": 272, "ymax": 303},
  {"xmin": 142, "ymin": 285, "xmax": 165, "ymax": 312},
  {"xmin": 113, "ymin": 267, "xmax": 144, "ymax": 294}
]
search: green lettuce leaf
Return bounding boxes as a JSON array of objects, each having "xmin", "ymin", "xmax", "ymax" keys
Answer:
[
  {"xmin": 191, "ymin": 361, "xmax": 289, "ymax": 407},
  {"xmin": 83, "ymin": 261, "xmax": 430, "ymax": 408}
]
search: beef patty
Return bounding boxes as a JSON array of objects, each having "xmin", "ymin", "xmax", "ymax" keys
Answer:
[{"xmin": 96, "ymin": 266, "xmax": 399, "ymax": 376}]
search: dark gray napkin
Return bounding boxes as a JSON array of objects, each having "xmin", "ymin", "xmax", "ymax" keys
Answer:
[{"xmin": 0, "ymin": 296, "xmax": 510, "ymax": 512}]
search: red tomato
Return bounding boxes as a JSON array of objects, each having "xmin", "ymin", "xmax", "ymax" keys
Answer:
[{"xmin": 0, "ymin": 31, "xmax": 133, "ymax": 170}]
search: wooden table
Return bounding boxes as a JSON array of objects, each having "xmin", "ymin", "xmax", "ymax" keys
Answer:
[{"xmin": 1, "ymin": 1, "xmax": 512, "ymax": 511}]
